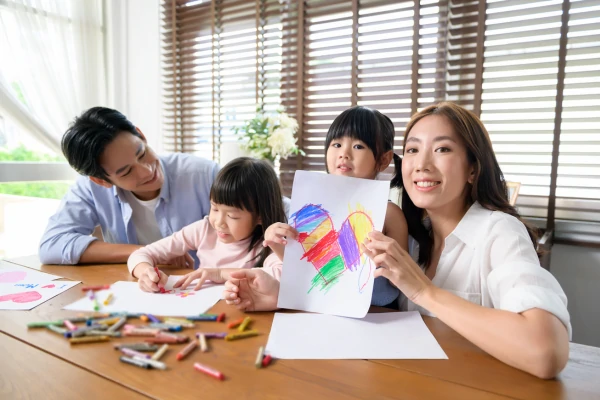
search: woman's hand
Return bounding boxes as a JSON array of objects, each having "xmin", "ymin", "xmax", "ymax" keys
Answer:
[
  {"xmin": 222, "ymin": 269, "xmax": 280, "ymax": 312},
  {"xmin": 362, "ymin": 231, "xmax": 433, "ymax": 304}
]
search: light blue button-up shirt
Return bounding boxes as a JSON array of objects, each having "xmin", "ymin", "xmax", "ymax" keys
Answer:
[{"xmin": 39, "ymin": 153, "xmax": 219, "ymax": 265}]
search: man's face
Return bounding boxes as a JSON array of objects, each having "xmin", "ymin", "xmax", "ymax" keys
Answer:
[{"xmin": 94, "ymin": 131, "xmax": 163, "ymax": 200}]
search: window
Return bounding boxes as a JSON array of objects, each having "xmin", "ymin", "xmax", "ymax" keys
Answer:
[{"xmin": 161, "ymin": 0, "xmax": 600, "ymax": 245}]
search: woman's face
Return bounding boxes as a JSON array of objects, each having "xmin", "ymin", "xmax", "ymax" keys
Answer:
[{"xmin": 402, "ymin": 115, "xmax": 474, "ymax": 213}]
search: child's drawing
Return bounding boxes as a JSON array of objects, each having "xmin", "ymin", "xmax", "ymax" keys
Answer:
[{"xmin": 291, "ymin": 204, "xmax": 374, "ymax": 294}]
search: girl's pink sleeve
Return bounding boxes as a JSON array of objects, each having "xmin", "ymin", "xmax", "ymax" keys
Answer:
[
  {"xmin": 127, "ymin": 218, "xmax": 208, "ymax": 275},
  {"xmin": 261, "ymin": 252, "xmax": 282, "ymax": 281}
]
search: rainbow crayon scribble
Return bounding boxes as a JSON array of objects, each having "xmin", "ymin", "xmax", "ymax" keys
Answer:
[{"xmin": 290, "ymin": 204, "xmax": 374, "ymax": 293}]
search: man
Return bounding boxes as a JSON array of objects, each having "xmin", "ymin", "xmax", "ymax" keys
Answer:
[{"xmin": 39, "ymin": 107, "xmax": 219, "ymax": 266}]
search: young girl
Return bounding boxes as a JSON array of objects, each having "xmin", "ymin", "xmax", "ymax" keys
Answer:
[
  {"xmin": 222, "ymin": 102, "xmax": 571, "ymax": 379},
  {"xmin": 129, "ymin": 157, "xmax": 287, "ymax": 292},
  {"xmin": 263, "ymin": 106, "xmax": 409, "ymax": 308}
]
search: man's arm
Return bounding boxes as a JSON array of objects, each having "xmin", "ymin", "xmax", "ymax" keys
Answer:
[
  {"xmin": 78, "ymin": 241, "xmax": 143, "ymax": 264},
  {"xmin": 39, "ymin": 178, "xmax": 132, "ymax": 264}
]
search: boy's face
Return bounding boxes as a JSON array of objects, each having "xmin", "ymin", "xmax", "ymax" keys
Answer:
[{"xmin": 91, "ymin": 131, "xmax": 164, "ymax": 200}]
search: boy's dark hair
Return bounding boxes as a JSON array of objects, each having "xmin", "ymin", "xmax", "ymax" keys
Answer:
[
  {"xmin": 61, "ymin": 107, "xmax": 142, "ymax": 180},
  {"xmin": 210, "ymin": 157, "xmax": 287, "ymax": 268},
  {"xmin": 324, "ymin": 106, "xmax": 403, "ymax": 188}
]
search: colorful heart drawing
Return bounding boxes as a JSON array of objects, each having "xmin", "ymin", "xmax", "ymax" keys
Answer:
[
  {"xmin": 291, "ymin": 203, "xmax": 374, "ymax": 293},
  {"xmin": 42, "ymin": 284, "xmax": 56, "ymax": 289},
  {"xmin": 0, "ymin": 291, "xmax": 43, "ymax": 303},
  {"xmin": 0, "ymin": 271, "xmax": 28, "ymax": 283}
]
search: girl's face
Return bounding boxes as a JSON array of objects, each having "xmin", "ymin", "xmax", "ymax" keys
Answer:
[
  {"xmin": 326, "ymin": 136, "xmax": 380, "ymax": 180},
  {"xmin": 208, "ymin": 202, "xmax": 260, "ymax": 243},
  {"xmin": 402, "ymin": 115, "xmax": 474, "ymax": 213}
]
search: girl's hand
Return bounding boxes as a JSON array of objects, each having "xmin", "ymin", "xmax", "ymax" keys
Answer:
[
  {"xmin": 135, "ymin": 263, "xmax": 168, "ymax": 293},
  {"xmin": 263, "ymin": 223, "xmax": 298, "ymax": 247},
  {"xmin": 173, "ymin": 268, "xmax": 228, "ymax": 291},
  {"xmin": 167, "ymin": 253, "xmax": 194, "ymax": 268},
  {"xmin": 223, "ymin": 269, "xmax": 279, "ymax": 312},
  {"xmin": 362, "ymin": 231, "xmax": 433, "ymax": 303}
]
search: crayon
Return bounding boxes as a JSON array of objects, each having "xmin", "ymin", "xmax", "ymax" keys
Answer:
[
  {"xmin": 103, "ymin": 293, "xmax": 114, "ymax": 306},
  {"xmin": 120, "ymin": 356, "xmax": 151, "ymax": 369},
  {"xmin": 262, "ymin": 354, "xmax": 272, "ymax": 367},
  {"xmin": 227, "ymin": 318, "xmax": 244, "ymax": 329},
  {"xmin": 133, "ymin": 356, "xmax": 167, "ymax": 370},
  {"xmin": 176, "ymin": 339, "xmax": 198, "ymax": 360},
  {"xmin": 69, "ymin": 335, "xmax": 110, "ymax": 344},
  {"xmin": 238, "ymin": 317, "xmax": 252, "ymax": 332},
  {"xmin": 114, "ymin": 343, "xmax": 158, "ymax": 352},
  {"xmin": 224, "ymin": 330, "xmax": 259, "ymax": 341},
  {"xmin": 199, "ymin": 334, "xmax": 208, "ymax": 352},
  {"xmin": 151, "ymin": 344, "xmax": 169, "ymax": 361},
  {"xmin": 255, "ymin": 346, "xmax": 265, "ymax": 368},
  {"xmin": 81, "ymin": 285, "xmax": 110, "ymax": 291},
  {"xmin": 193, "ymin": 362, "xmax": 224, "ymax": 380},
  {"xmin": 196, "ymin": 332, "xmax": 227, "ymax": 339}
]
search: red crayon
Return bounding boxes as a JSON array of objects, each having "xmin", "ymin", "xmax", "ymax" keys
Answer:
[
  {"xmin": 154, "ymin": 267, "xmax": 166, "ymax": 293},
  {"xmin": 81, "ymin": 285, "xmax": 110, "ymax": 291},
  {"xmin": 193, "ymin": 362, "xmax": 224, "ymax": 380},
  {"xmin": 216, "ymin": 312, "xmax": 226, "ymax": 322},
  {"xmin": 262, "ymin": 355, "xmax": 272, "ymax": 367}
]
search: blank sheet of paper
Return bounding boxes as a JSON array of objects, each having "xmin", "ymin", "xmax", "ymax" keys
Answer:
[
  {"xmin": 266, "ymin": 311, "xmax": 448, "ymax": 359},
  {"xmin": 63, "ymin": 281, "xmax": 223, "ymax": 316}
]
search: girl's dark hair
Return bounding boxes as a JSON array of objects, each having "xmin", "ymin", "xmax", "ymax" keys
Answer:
[
  {"xmin": 324, "ymin": 106, "xmax": 403, "ymax": 189},
  {"xmin": 401, "ymin": 102, "xmax": 539, "ymax": 267},
  {"xmin": 210, "ymin": 157, "xmax": 287, "ymax": 268},
  {"xmin": 62, "ymin": 107, "xmax": 142, "ymax": 180}
]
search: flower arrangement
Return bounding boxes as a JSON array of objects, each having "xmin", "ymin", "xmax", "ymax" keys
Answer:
[{"xmin": 233, "ymin": 109, "xmax": 304, "ymax": 162}]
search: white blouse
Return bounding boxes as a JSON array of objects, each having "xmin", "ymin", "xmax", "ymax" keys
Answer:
[{"xmin": 402, "ymin": 202, "xmax": 572, "ymax": 338}]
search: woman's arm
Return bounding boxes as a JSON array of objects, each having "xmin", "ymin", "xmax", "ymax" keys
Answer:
[
  {"xmin": 363, "ymin": 231, "xmax": 570, "ymax": 379},
  {"xmin": 416, "ymin": 287, "xmax": 569, "ymax": 379}
]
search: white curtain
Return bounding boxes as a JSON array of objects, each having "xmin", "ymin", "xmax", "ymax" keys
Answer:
[{"xmin": 0, "ymin": 0, "xmax": 106, "ymax": 154}]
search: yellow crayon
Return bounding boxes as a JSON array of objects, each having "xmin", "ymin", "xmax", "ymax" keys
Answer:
[
  {"xmin": 237, "ymin": 316, "xmax": 252, "ymax": 332},
  {"xmin": 103, "ymin": 293, "xmax": 114, "ymax": 306},
  {"xmin": 225, "ymin": 330, "xmax": 259, "ymax": 341},
  {"xmin": 69, "ymin": 335, "xmax": 110, "ymax": 344}
]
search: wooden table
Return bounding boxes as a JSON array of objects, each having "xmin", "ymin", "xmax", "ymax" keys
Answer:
[{"xmin": 2, "ymin": 255, "xmax": 600, "ymax": 400}]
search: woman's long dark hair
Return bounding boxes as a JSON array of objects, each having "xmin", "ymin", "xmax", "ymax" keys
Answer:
[
  {"xmin": 402, "ymin": 102, "xmax": 539, "ymax": 267},
  {"xmin": 324, "ymin": 106, "xmax": 403, "ymax": 189},
  {"xmin": 210, "ymin": 157, "xmax": 287, "ymax": 267}
]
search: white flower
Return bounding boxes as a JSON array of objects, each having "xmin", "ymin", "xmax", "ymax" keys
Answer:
[
  {"xmin": 267, "ymin": 127, "xmax": 297, "ymax": 159},
  {"xmin": 278, "ymin": 113, "xmax": 298, "ymax": 132}
]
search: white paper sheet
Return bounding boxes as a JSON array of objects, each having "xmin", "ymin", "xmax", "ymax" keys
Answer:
[
  {"xmin": 0, "ymin": 280, "xmax": 80, "ymax": 310},
  {"xmin": 0, "ymin": 262, "xmax": 61, "ymax": 283},
  {"xmin": 266, "ymin": 312, "xmax": 448, "ymax": 359},
  {"xmin": 63, "ymin": 281, "xmax": 223, "ymax": 316},
  {"xmin": 278, "ymin": 171, "xmax": 390, "ymax": 318}
]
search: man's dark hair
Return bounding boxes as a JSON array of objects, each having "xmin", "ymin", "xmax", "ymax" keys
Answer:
[{"xmin": 61, "ymin": 107, "xmax": 142, "ymax": 179}]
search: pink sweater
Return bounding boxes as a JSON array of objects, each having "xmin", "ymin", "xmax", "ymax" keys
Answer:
[{"xmin": 127, "ymin": 217, "xmax": 282, "ymax": 279}]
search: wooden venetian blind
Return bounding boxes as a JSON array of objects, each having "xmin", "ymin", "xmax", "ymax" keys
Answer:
[{"xmin": 162, "ymin": 0, "xmax": 600, "ymax": 245}]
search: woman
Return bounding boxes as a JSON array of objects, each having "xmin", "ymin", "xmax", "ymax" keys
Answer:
[{"xmin": 223, "ymin": 102, "xmax": 570, "ymax": 379}]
